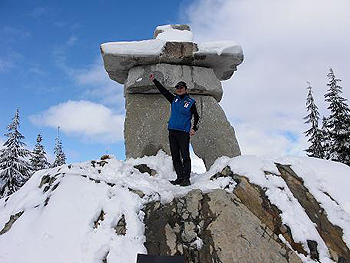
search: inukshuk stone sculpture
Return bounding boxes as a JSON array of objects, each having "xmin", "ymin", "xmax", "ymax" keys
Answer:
[{"xmin": 100, "ymin": 25, "xmax": 244, "ymax": 169}]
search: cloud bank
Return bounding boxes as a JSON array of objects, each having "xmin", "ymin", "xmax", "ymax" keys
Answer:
[
  {"xmin": 186, "ymin": 0, "xmax": 350, "ymax": 157},
  {"xmin": 30, "ymin": 100, "xmax": 124, "ymax": 143}
]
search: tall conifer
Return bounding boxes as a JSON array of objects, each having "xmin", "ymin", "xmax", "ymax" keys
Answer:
[
  {"xmin": 324, "ymin": 68, "xmax": 350, "ymax": 165},
  {"xmin": 0, "ymin": 109, "xmax": 32, "ymax": 197},
  {"xmin": 303, "ymin": 83, "xmax": 324, "ymax": 158}
]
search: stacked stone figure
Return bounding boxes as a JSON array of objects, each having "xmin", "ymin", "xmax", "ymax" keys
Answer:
[{"xmin": 101, "ymin": 25, "xmax": 244, "ymax": 169}]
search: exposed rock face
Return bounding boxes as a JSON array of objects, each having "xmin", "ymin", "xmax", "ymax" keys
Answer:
[
  {"xmin": 101, "ymin": 24, "xmax": 243, "ymax": 170},
  {"xmin": 276, "ymin": 164, "xmax": 350, "ymax": 262},
  {"xmin": 143, "ymin": 165, "xmax": 350, "ymax": 263},
  {"xmin": 143, "ymin": 189, "xmax": 302, "ymax": 263}
]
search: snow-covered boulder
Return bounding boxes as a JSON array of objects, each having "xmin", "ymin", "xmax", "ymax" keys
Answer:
[{"xmin": 1, "ymin": 153, "xmax": 349, "ymax": 263}]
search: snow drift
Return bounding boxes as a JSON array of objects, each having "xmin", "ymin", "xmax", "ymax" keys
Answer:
[{"xmin": 0, "ymin": 152, "xmax": 349, "ymax": 263}]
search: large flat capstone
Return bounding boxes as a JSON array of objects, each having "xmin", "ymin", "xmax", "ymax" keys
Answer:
[{"xmin": 100, "ymin": 25, "xmax": 243, "ymax": 84}]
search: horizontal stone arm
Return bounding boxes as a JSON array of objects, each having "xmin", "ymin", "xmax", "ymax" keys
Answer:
[{"xmin": 124, "ymin": 64, "xmax": 224, "ymax": 102}]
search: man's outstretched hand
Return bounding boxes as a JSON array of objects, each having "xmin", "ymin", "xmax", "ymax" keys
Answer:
[
  {"xmin": 190, "ymin": 129, "xmax": 195, "ymax": 136},
  {"xmin": 149, "ymin": 73, "xmax": 155, "ymax": 81}
]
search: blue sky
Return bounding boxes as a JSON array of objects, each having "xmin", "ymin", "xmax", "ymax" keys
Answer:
[
  {"xmin": 1, "ymin": 0, "xmax": 350, "ymax": 164},
  {"xmin": 0, "ymin": 0, "xmax": 192, "ymax": 162}
]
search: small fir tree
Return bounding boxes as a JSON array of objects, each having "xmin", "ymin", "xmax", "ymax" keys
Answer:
[
  {"xmin": 30, "ymin": 133, "xmax": 50, "ymax": 171},
  {"xmin": 303, "ymin": 83, "xmax": 324, "ymax": 158},
  {"xmin": 324, "ymin": 68, "xmax": 350, "ymax": 165},
  {"xmin": 52, "ymin": 127, "xmax": 66, "ymax": 167},
  {"xmin": 0, "ymin": 109, "xmax": 32, "ymax": 197}
]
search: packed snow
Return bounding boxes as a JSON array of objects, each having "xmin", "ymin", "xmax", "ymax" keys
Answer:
[
  {"xmin": 196, "ymin": 41, "xmax": 243, "ymax": 56},
  {"xmin": 101, "ymin": 24, "xmax": 242, "ymax": 58},
  {"xmin": 155, "ymin": 25, "xmax": 193, "ymax": 42},
  {"xmin": 0, "ymin": 152, "xmax": 349, "ymax": 263},
  {"xmin": 101, "ymin": 39, "xmax": 165, "ymax": 56}
]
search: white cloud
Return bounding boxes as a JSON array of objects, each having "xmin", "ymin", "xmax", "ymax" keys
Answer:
[
  {"xmin": 30, "ymin": 100, "xmax": 124, "ymax": 143},
  {"xmin": 52, "ymin": 44, "xmax": 123, "ymax": 106},
  {"xmin": 186, "ymin": 0, "xmax": 350, "ymax": 157},
  {"xmin": 73, "ymin": 58, "xmax": 124, "ymax": 106}
]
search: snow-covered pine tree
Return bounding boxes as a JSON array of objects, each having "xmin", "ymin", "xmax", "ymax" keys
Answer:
[
  {"xmin": 303, "ymin": 82, "xmax": 324, "ymax": 158},
  {"xmin": 52, "ymin": 127, "xmax": 66, "ymax": 167},
  {"xmin": 30, "ymin": 133, "xmax": 50, "ymax": 171},
  {"xmin": 0, "ymin": 109, "xmax": 32, "ymax": 197},
  {"xmin": 320, "ymin": 116, "xmax": 332, "ymax": 160},
  {"xmin": 324, "ymin": 68, "xmax": 350, "ymax": 166}
]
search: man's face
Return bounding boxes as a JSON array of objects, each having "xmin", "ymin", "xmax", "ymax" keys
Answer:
[{"xmin": 175, "ymin": 86, "xmax": 187, "ymax": 95}]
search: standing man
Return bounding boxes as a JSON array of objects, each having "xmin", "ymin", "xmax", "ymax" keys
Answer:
[{"xmin": 150, "ymin": 74, "xmax": 199, "ymax": 186}]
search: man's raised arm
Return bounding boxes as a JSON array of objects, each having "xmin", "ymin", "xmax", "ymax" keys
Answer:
[{"xmin": 150, "ymin": 73, "xmax": 175, "ymax": 103}]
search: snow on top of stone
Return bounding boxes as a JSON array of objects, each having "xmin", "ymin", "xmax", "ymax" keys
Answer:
[
  {"xmin": 155, "ymin": 24, "xmax": 193, "ymax": 42},
  {"xmin": 101, "ymin": 25, "xmax": 194, "ymax": 56},
  {"xmin": 197, "ymin": 41, "xmax": 243, "ymax": 56},
  {"xmin": 101, "ymin": 39, "xmax": 165, "ymax": 56}
]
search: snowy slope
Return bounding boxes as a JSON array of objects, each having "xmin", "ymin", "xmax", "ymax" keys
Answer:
[{"xmin": 0, "ymin": 152, "xmax": 349, "ymax": 263}]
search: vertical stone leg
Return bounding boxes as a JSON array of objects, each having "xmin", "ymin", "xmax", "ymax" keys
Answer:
[
  {"xmin": 124, "ymin": 93, "xmax": 171, "ymax": 158},
  {"xmin": 190, "ymin": 95, "xmax": 241, "ymax": 170}
]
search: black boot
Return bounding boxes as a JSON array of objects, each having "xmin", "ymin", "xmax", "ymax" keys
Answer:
[
  {"xmin": 170, "ymin": 178, "xmax": 183, "ymax": 185},
  {"xmin": 179, "ymin": 178, "xmax": 191, "ymax": 186}
]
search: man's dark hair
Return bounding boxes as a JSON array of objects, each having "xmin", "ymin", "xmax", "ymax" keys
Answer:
[{"xmin": 175, "ymin": 81, "xmax": 187, "ymax": 89}]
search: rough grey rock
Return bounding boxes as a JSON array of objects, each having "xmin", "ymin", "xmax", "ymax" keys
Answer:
[
  {"xmin": 276, "ymin": 164, "xmax": 350, "ymax": 262},
  {"xmin": 143, "ymin": 189, "xmax": 302, "ymax": 263},
  {"xmin": 0, "ymin": 211, "xmax": 24, "ymax": 235},
  {"xmin": 125, "ymin": 63, "xmax": 223, "ymax": 102},
  {"xmin": 124, "ymin": 93, "xmax": 240, "ymax": 169},
  {"xmin": 124, "ymin": 93, "xmax": 170, "ymax": 158},
  {"xmin": 191, "ymin": 95, "xmax": 241, "ymax": 169},
  {"xmin": 114, "ymin": 214, "xmax": 127, "ymax": 236},
  {"xmin": 133, "ymin": 164, "xmax": 157, "ymax": 176}
]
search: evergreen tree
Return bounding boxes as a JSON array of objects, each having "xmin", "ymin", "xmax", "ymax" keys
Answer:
[
  {"xmin": 320, "ymin": 116, "xmax": 332, "ymax": 159},
  {"xmin": 303, "ymin": 83, "xmax": 324, "ymax": 158},
  {"xmin": 324, "ymin": 68, "xmax": 350, "ymax": 165},
  {"xmin": 0, "ymin": 109, "xmax": 32, "ymax": 197},
  {"xmin": 52, "ymin": 127, "xmax": 66, "ymax": 167},
  {"xmin": 30, "ymin": 133, "xmax": 50, "ymax": 171}
]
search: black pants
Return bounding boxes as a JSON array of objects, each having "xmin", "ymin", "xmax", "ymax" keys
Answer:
[{"xmin": 168, "ymin": 130, "xmax": 191, "ymax": 180}]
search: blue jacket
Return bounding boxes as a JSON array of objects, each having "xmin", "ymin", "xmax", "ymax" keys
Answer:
[{"xmin": 168, "ymin": 95, "xmax": 195, "ymax": 133}]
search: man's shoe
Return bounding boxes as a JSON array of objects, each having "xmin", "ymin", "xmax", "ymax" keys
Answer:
[
  {"xmin": 179, "ymin": 179, "xmax": 191, "ymax": 187},
  {"xmin": 170, "ymin": 178, "xmax": 182, "ymax": 185}
]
